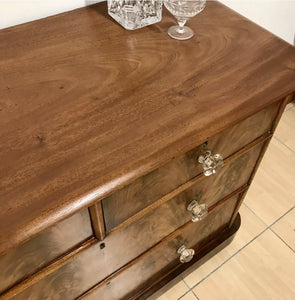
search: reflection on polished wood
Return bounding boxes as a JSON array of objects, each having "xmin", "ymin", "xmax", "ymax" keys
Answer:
[
  {"xmin": 0, "ymin": 237, "xmax": 98, "ymax": 300},
  {"xmin": 79, "ymin": 196, "xmax": 240, "ymax": 300},
  {"xmin": 102, "ymin": 102, "xmax": 278, "ymax": 232},
  {"xmin": 1, "ymin": 1, "xmax": 295, "ymax": 255},
  {"xmin": 1, "ymin": 0, "xmax": 295, "ymax": 299},
  {"xmin": 0, "ymin": 209, "xmax": 92, "ymax": 294}
]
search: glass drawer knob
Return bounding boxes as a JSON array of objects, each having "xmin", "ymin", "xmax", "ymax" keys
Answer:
[
  {"xmin": 177, "ymin": 245, "xmax": 195, "ymax": 263},
  {"xmin": 198, "ymin": 150, "xmax": 224, "ymax": 176},
  {"xmin": 187, "ymin": 200, "xmax": 208, "ymax": 222}
]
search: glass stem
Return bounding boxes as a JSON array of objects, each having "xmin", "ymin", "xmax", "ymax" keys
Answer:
[{"xmin": 176, "ymin": 18, "xmax": 187, "ymax": 33}]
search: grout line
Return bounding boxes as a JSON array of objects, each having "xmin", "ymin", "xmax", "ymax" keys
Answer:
[
  {"xmin": 177, "ymin": 289, "xmax": 191, "ymax": 300},
  {"xmin": 187, "ymin": 228, "xmax": 270, "ymax": 290},
  {"xmin": 273, "ymin": 136, "xmax": 295, "ymax": 154},
  {"xmin": 270, "ymin": 227, "xmax": 295, "ymax": 254},
  {"xmin": 177, "ymin": 288, "xmax": 200, "ymax": 300},
  {"xmin": 242, "ymin": 202, "xmax": 268, "ymax": 226},
  {"xmin": 182, "ymin": 279, "xmax": 191, "ymax": 290},
  {"xmin": 177, "ymin": 279, "xmax": 192, "ymax": 300},
  {"xmin": 243, "ymin": 203, "xmax": 295, "ymax": 253},
  {"xmin": 177, "ymin": 124, "xmax": 295, "ymax": 296},
  {"xmin": 183, "ymin": 205, "xmax": 295, "ymax": 293},
  {"xmin": 191, "ymin": 289, "xmax": 200, "ymax": 300},
  {"xmin": 268, "ymin": 205, "xmax": 295, "ymax": 227}
]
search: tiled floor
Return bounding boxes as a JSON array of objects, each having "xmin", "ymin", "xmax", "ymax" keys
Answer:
[{"xmin": 149, "ymin": 101, "xmax": 295, "ymax": 300}]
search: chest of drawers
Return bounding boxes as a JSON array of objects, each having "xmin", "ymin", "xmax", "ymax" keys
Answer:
[{"xmin": 1, "ymin": 2, "xmax": 295, "ymax": 300}]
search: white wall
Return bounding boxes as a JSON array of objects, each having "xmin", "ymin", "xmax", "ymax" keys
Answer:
[
  {"xmin": 0, "ymin": 0, "xmax": 102, "ymax": 29},
  {"xmin": 220, "ymin": 0, "xmax": 295, "ymax": 45},
  {"xmin": 0, "ymin": 0, "xmax": 294, "ymax": 45}
]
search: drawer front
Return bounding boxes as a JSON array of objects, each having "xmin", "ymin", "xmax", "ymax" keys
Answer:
[
  {"xmin": 81, "ymin": 194, "xmax": 241, "ymax": 300},
  {"xmin": 95, "ymin": 141, "xmax": 264, "ymax": 276},
  {"xmin": 102, "ymin": 102, "xmax": 279, "ymax": 232},
  {"xmin": 11, "ymin": 193, "xmax": 240, "ymax": 300},
  {"xmin": 0, "ymin": 209, "xmax": 93, "ymax": 293},
  {"xmin": 6, "ymin": 141, "xmax": 264, "ymax": 300}
]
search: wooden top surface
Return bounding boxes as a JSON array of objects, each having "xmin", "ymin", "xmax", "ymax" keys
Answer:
[{"xmin": 1, "ymin": 1, "xmax": 295, "ymax": 254}]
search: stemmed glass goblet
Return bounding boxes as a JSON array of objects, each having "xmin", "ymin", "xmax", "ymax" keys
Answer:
[{"xmin": 164, "ymin": 0, "xmax": 206, "ymax": 40}]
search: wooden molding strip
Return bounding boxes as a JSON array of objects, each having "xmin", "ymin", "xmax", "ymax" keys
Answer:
[
  {"xmin": 1, "ymin": 114, "xmax": 276, "ymax": 300},
  {"xmin": 229, "ymin": 95, "xmax": 290, "ymax": 228},
  {"xmin": 224, "ymin": 132, "xmax": 271, "ymax": 162},
  {"xmin": 248, "ymin": 95, "xmax": 290, "ymax": 186},
  {"xmin": 108, "ymin": 132, "xmax": 271, "ymax": 236},
  {"xmin": 88, "ymin": 202, "xmax": 106, "ymax": 241},
  {"xmin": 228, "ymin": 190, "xmax": 248, "ymax": 228},
  {"xmin": 0, "ymin": 126, "xmax": 270, "ymax": 299},
  {"xmin": 131, "ymin": 214, "xmax": 242, "ymax": 300},
  {"xmin": 209, "ymin": 185, "xmax": 248, "ymax": 213},
  {"xmin": 0, "ymin": 237, "xmax": 98, "ymax": 300},
  {"xmin": 76, "ymin": 186, "xmax": 247, "ymax": 300},
  {"xmin": 271, "ymin": 94, "xmax": 293, "ymax": 132}
]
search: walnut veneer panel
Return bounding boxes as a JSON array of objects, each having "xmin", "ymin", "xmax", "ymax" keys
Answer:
[
  {"xmin": 1, "ymin": 1, "xmax": 295, "ymax": 254},
  {"xmin": 83, "ymin": 141, "xmax": 262, "ymax": 282},
  {"xmin": 0, "ymin": 209, "xmax": 92, "ymax": 293},
  {"xmin": 80, "ymin": 195, "xmax": 240, "ymax": 300},
  {"xmin": 182, "ymin": 142, "xmax": 265, "ymax": 208},
  {"xmin": 103, "ymin": 102, "xmax": 279, "ymax": 231},
  {"xmin": 10, "ymin": 194, "xmax": 240, "ymax": 300}
]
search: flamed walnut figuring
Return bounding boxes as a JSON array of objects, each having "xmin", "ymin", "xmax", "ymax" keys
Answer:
[
  {"xmin": 0, "ymin": 1, "xmax": 295, "ymax": 299},
  {"xmin": 103, "ymin": 102, "xmax": 279, "ymax": 232}
]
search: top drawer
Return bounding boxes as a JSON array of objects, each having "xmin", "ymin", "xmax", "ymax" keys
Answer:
[
  {"xmin": 102, "ymin": 102, "xmax": 279, "ymax": 232},
  {"xmin": 0, "ymin": 209, "xmax": 93, "ymax": 293}
]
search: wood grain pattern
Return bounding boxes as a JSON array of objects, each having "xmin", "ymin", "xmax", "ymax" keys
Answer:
[
  {"xmin": 85, "ymin": 146, "xmax": 255, "ymax": 286},
  {"xmin": 88, "ymin": 202, "xmax": 106, "ymax": 241},
  {"xmin": 1, "ymin": 1, "xmax": 295, "ymax": 254},
  {"xmin": 0, "ymin": 125, "xmax": 272, "ymax": 299},
  {"xmin": 108, "ymin": 133, "xmax": 270, "ymax": 235},
  {"xmin": 78, "ymin": 195, "xmax": 240, "ymax": 300},
  {"xmin": 0, "ymin": 209, "xmax": 92, "ymax": 294},
  {"xmin": 134, "ymin": 214, "xmax": 241, "ymax": 300},
  {"xmin": 102, "ymin": 102, "xmax": 279, "ymax": 231},
  {"xmin": 229, "ymin": 95, "xmax": 291, "ymax": 227},
  {"xmin": 0, "ymin": 237, "xmax": 98, "ymax": 300},
  {"xmin": 174, "ymin": 142, "xmax": 265, "ymax": 209},
  {"xmin": 5, "ymin": 189, "xmax": 242, "ymax": 300}
]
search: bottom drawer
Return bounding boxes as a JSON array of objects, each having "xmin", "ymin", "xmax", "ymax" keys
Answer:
[
  {"xmin": 79, "ymin": 193, "xmax": 241, "ymax": 300},
  {"xmin": 9, "ymin": 192, "xmax": 241, "ymax": 300}
]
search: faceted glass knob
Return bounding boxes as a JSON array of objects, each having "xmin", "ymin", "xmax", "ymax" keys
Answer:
[
  {"xmin": 198, "ymin": 150, "xmax": 224, "ymax": 176},
  {"xmin": 187, "ymin": 200, "xmax": 208, "ymax": 222},
  {"xmin": 177, "ymin": 245, "xmax": 195, "ymax": 263}
]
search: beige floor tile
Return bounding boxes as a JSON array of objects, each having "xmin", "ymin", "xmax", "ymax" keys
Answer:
[
  {"xmin": 193, "ymin": 230, "xmax": 295, "ymax": 300},
  {"xmin": 245, "ymin": 138, "xmax": 295, "ymax": 225},
  {"xmin": 275, "ymin": 106, "xmax": 295, "ymax": 151},
  {"xmin": 148, "ymin": 277, "xmax": 189, "ymax": 300},
  {"xmin": 272, "ymin": 207, "xmax": 295, "ymax": 251},
  {"xmin": 182, "ymin": 204, "xmax": 266, "ymax": 287},
  {"xmin": 285, "ymin": 101, "xmax": 294, "ymax": 111},
  {"xmin": 179, "ymin": 292, "xmax": 199, "ymax": 300}
]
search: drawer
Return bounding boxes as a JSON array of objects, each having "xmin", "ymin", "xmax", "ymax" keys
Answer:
[
  {"xmin": 102, "ymin": 102, "xmax": 279, "ymax": 232},
  {"xmin": 92, "ymin": 140, "xmax": 264, "ymax": 277},
  {"xmin": 5, "ymin": 140, "xmax": 264, "ymax": 300},
  {"xmin": 80, "ymin": 194, "xmax": 241, "ymax": 300},
  {"xmin": 0, "ymin": 209, "xmax": 93, "ymax": 293},
  {"xmin": 10, "ymin": 192, "xmax": 240, "ymax": 300}
]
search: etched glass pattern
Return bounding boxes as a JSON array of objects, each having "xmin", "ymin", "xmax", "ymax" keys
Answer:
[
  {"xmin": 198, "ymin": 150, "xmax": 224, "ymax": 176},
  {"xmin": 164, "ymin": 0, "xmax": 206, "ymax": 40},
  {"xmin": 187, "ymin": 200, "xmax": 208, "ymax": 222},
  {"xmin": 107, "ymin": 0, "xmax": 163, "ymax": 30}
]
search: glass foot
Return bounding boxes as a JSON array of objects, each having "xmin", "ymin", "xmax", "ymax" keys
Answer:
[{"xmin": 167, "ymin": 25, "xmax": 194, "ymax": 40}]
